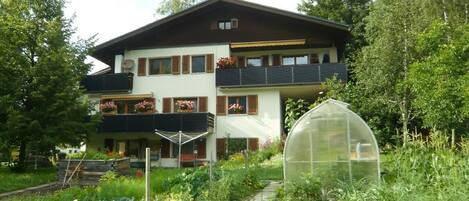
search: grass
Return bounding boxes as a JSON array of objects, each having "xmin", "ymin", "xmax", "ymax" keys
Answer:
[
  {"xmin": 0, "ymin": 167, "xmax": 56, "ymax": 193},
  {"xmin": 8, "ymin": 168, "xmax": 185, "ymax": 201}
]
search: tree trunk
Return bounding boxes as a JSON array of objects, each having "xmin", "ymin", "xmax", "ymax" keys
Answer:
[{"xmin": 17, "ymin": 140, "xmax": 27, "ymax": 172}]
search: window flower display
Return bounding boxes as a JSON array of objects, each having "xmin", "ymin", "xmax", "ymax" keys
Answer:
[
  {"xmin": 100, "ymin": 101, "xmax": 117, "ymax": 114},
  {"xmin": 217, "ymin": 57, "xmax": 237, "ymax": 69},
  {"xmin": 135, "ymin": 99, "xmax": 155, "ymax": 113},
  {"xmin": 176, "ymin": 100, "xmax": 195, "ymax": 112},
  {"xmin": 228, "ymin": 103, "xmax": 245, "ymax": 114}
]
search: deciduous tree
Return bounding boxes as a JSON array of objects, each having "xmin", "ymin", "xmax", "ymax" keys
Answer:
[{"xmin": 0, "ymin": 0, "xmax": 97, "ymax": 171}]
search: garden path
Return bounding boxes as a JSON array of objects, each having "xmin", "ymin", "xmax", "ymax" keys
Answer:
[{"xmin": 247, "ymin": 181, "xmax": 281, "ymax": 201}]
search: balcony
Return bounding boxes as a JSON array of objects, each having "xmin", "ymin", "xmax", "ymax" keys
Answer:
[
  {"xmin": 216, "ymin": 63, "xmax": 347, "ymax": 87},
  {"xmin": 81, "ymin": 73, "xmax": 133, "ymax": 93},
  {"xmin": 98, "ymin": 112, "xmax": 215, "ymax": 133}
]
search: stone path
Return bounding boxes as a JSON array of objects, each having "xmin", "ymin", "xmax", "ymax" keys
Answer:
[{"xmin": 247, "ymin": 180, "xmax": 282, "ymax": 201}]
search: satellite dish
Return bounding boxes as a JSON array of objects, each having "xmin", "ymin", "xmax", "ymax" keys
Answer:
[{"xmin": 122, "ymin": 59, "xmax": 135, "ymax": 69}]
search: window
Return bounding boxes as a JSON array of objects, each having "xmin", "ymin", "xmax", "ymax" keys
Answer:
[
  {"xmin": 191, "ymin": 56, "xmax": 206, "ymax": 73},
  {"xmin": 227, "ymin": 96, "xmax": 247, "ymax": 114},
  {"xmin": 218, "ymin": 21, "xmax": 232, "ymax": 30},
  {"xmin": 246, "ymin": 57, "xmax": 262, "ymax": 67},
  {"xmin": 114, "ymin": 99, "xmax": 145, "ymax": 114},
  {"xmin": 173, "ymin": 97, "xmax": 198, "ymax": 113},
  {"xmin": 149, "ymin": 58, "xmax": 171, "ymax": 75},
  {"xmin": 282, "ymin": 55, "xmax": 309, "ymax": 66}
]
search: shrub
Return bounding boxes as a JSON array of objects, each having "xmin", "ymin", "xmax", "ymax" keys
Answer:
[
  {"xmin": 100, "ymin": 171, "xmax": 118, "ymax": 183},
  {"xmin": 66, "ymin": 151, "xmax": 122, "ymax": 160}
]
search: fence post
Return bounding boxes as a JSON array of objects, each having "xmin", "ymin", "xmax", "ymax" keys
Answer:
[
  {"xmin": 209, "ymin": 151, "xmax": 213, "ymax": 182},
  {"xmin": 451, "ymin": 129, "xmax": 455, "ymax": 149},
  {"xmin": 145, "ymin": 148, "xmax": 150, "ymax": 201}
]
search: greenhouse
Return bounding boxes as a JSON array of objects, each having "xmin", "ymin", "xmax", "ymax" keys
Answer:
[{"xmin": 284, "ymin": 99, "xmax": 380, "ymax": 187}]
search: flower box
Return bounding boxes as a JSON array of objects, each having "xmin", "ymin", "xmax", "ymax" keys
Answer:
[
  {"xmin": 135, "ymin": 99, "xmax": 155, "ymax": 113},
  {"xmin": 217, "ymin": 57, "xmax": 237, "ymax": 69}
]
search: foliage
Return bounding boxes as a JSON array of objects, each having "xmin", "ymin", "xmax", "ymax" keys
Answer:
[
  {"xmin": 298, "ymin": 0, "xmax": 372, "ymax": 61},
  {"xmin": 156, "ymin": 0, "xmax": 203, "ymax": 16},
  {"xmin": 408, "ymin": 21, "xmax": 469, "ymax": 132},
  {"xmin": 0, "ymin": 167, "xmax": 56, "ymax": 193},
  {"xmin": 284, "ymin": 98, "xmax": 310, "ymax": 133},
  {"xmin": 285, "ymin": 174, "xmax": 327, "ymax": 201},
  {"xmin": 66, "ymin": 151, "xmax": 123, "ymax": 160},
  {"xmin": 277, "ymin": 130, "xmax": 469, "ymax": 201},
  {"xmin": 0, "ymin": 0, "xmax": 98, "ymax": 171},
  {"xmin": 100, "ymin": 171, "xmax": 119, "ymax": 183}
]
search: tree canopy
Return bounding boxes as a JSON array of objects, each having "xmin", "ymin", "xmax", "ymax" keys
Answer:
[
  {"xmin": 156, "ymin": 0, "xmax": 203, "ymax": 16},
  {"xmin": 0, "ymin": 0, "xmax": 98, "ymax": 171}
]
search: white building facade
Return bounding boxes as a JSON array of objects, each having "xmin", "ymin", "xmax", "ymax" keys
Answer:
[{"xmin": 83, "ymin": 0, "xmax": 349, "ymax": 167}]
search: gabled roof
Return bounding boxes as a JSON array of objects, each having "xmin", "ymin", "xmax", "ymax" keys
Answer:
[{"xmin": 94, "ymin": 0, "xmax": 349, "ymax": 52}]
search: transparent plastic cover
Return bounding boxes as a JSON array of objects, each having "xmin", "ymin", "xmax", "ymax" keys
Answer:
[{"xmin": 284, "ymin": 99, "xmax": 380, "ymax": 186}]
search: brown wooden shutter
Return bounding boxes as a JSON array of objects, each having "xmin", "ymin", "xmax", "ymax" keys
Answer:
[
  {"xmin": 248, "ymin": 138, "xmax": 259, "ymax": 151},
  {"xmin": 198, "ymin": 97, "xmax": 208, "ymax": 112},
  {"xmin": 197, "ymin": 139, "xmax": 206, "ymax": 158},
  {"xmin": 162, "ymin": 98, "xmax": 172, "ymax": 113},
  {"xmin": 237, "ymin": 56, "xmax": 245, "ymax": 68},
  {"xmin": 216, "ymin": 96, "xmax": 226, "ymax": 115},
  {"xmin": 210, "ymin": 21, "xmax": 218, "ymax": 30},
  {"xmin": 216, "ymin": 138, "xmax": 226, "ymax": 159},
  {"xmin": 182, "ymin": 55, "xmax": 190, "ymax": 74},
  {"xmin": 138, "ymin": 58, "xmax": 147, "ymax": 76},
  {"xmin": 231, "ymin": 18, "xmax": 239, "ymax": 29},
  {"xmin": 206, "ymin": 54, "xmax": 214, "ymax": 73},
  {"xmin": 171, "ymin": 56, "xmax": 180, "ymax": 75},
  {"xmin": 310, "ymin": 54, "xmax": 319, "ymax": 64},
  {"xmin": 247, "ymin": 95, "xmax": 258, "ymax": 115},
  {"xmin": 161, "ymin": 139, "xmax": 170, "ymax": 158},
  {"xmin": 272, "ymin": 54, "xmax": 281, "ymax": 66},
  {"xmin": 261, "ymin": 55, "xmax": 269, "ymax": 66}
]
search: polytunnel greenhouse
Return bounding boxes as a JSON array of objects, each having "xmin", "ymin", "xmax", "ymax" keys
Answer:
[{"xmin": 284, "ymin": 99, "xmax": 380, "ymax": 187}]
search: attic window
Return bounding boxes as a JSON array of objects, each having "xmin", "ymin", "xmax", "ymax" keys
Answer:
[{"xmin": 218, "ymin": 21, "xmax": 231, "ymax": 30}]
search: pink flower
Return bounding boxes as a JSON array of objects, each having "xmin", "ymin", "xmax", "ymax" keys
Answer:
[
  {"xmin": 217, "ymin": 57, "xmax": 237, "ymax": 69},
  {"xmin": 135, "ymin": 99, "xmax": 155, "ymax": 113},
  {"xmin": 176, "ymin": 100, "xmax": 195, "ymax": 111},
  {"xmin": 228, "ymin": 103, "xmax": 244, "ymax": 113},
  {"xmin": 100, "ymin": 101, "xmax": 117, "ymax": 113}
]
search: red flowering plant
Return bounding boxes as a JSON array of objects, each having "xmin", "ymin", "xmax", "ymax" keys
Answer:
[
  {"xmin": 135, "ymin": 99, "xmax": 155, "ymax": 113},
  {"xmin": 216, "ymin": 57, "xmax": 237, "ymax": 69},
  {"xmin": 228, "ymin": 103, "xmax": 245, "ymax": 114},
  {"xmin": 100, "ymin": 101, "xmax": 117, "ymax": 113},
  {"xmin": 176, "ymin": 100, "xmax": 195, "ymax": 112}
]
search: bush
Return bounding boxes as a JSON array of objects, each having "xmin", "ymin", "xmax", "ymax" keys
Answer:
[{"xmin": 67, "ymin": 151, "xmax": 122, "ymax": 160}]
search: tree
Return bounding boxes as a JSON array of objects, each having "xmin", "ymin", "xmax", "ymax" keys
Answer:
[
  {"xmin": 0, "ymin": 0, "xmax": 97, "ymax": 171},
  {"xmin": 298, "ymin": 0, "xmax": 372, "ymax": 61},
  {"xmin": 156, "ymin": 0, "xmax": 202, "ymax": 16},
  {"xmin": 408, "ymin": 21, "xmax": 469, "ymax": 133}
]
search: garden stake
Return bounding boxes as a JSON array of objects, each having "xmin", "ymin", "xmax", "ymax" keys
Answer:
[{"xmin": 145, "ymin": 148, "xmax": 150, "ymax": 201}]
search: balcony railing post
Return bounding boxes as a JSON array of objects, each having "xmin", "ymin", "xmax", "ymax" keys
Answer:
[
  {"xmin": 264, "ymin": 67, "xmax": 268, "ymax": 85},
  {"xmin": 291, "ymin": 66, "xmax": 294, "ymax": 83},
  {"xmin": 239, "ymin": 68, "xmax": 242, "ymax": 86},
  {"xmin": 318, "ymin": 65, "xmax": 322, "ymax": 82}
]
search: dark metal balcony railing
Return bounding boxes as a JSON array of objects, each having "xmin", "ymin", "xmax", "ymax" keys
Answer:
[
  {"xmin": 216, "ymin": 63, "xmax": 347, "ymax": 87},
  {"xmin": 81, "ymin": 73, "xmax": 133, "ymax": 93},
  {"xmin": 98, "ymin": 112, "xmax": 215, "ymax": 133}
]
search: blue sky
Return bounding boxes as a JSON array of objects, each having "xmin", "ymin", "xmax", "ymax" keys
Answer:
[{"xmin": 64, "ymin": 0, "xmax": 302, "ymax": 72}]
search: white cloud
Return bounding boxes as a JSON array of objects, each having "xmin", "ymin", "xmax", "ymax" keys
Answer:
[{"xmin": 64, "ymin": 0, "xmax": 301, "ymax": 73}]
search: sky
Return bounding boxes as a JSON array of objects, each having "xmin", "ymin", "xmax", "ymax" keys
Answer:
[{"xmin": 63, "ymin": 0, "xmax": 302, "ymax": 73}]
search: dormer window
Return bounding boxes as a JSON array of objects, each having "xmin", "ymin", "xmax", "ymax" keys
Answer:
[{"xmin": 218, "ymin": 21, "xmax": 232, "ymax": 30}]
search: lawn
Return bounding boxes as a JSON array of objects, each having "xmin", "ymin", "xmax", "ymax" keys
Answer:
[{"xmin": 0, "ymin": 167, "xmax": 57, "ymax": 193}]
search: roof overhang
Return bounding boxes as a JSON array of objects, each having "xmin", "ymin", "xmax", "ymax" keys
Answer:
[{"xmin": 230, "ymin": 39, "xmax": 306, "ymax": 49}]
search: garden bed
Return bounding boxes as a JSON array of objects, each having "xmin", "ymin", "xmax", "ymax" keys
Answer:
[{"xmin": 58, "ymin": 158, "xmax": 130, "ymax": 186}]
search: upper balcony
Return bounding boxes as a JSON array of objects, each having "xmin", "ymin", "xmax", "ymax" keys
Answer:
[
  {"xmin": 216, "ymin": 63, "xmax": 347, "ymax": 88},
  {"xmin": 98, "ymin": 112, "xmax": 215, "ymax": 133},
  {"xmin": 81, "ymin": 73, "xmax": 133, "ymax": 93}
]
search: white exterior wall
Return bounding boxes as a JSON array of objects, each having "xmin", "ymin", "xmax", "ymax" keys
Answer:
[
  {"xmin": 123, "ymin": 44, "xmax": 229, "ymax": 161},
  {"xmin": 216, "ymin": 89, "xmax": 282, "ymax": 145}
]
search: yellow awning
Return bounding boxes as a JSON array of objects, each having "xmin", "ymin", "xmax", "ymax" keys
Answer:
[
  {"xmin": 230, "ymin": 39, "xmax": 306, "ymax": 49},
  {"xmin": 101, "ymin": 93, "xmax": 153, "ymax": 100}
]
